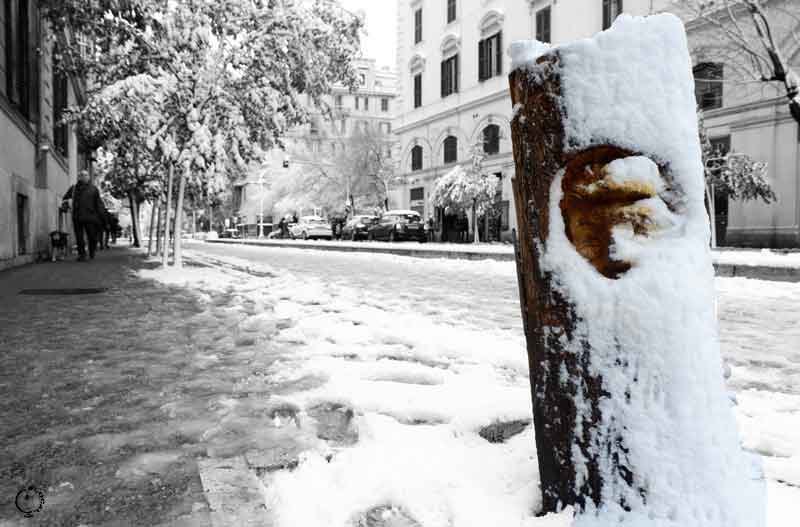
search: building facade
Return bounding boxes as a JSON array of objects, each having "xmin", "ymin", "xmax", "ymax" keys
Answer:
[
  {"xmin": 394, "ymin": 0, "xmax": 800, "ymax": 248},
  {"xmin": 681, "ymin": 0, "xmax": 800, "ymax": 248},
  {"xmin": 233, "ymin": 58, "xmax": 399, "ymax": 229},
  {"xmin": 1, "ymin": 0, "xmax": 84, "ymax": 269},
  {"xmin": 393, "ymin": 0, "xmax": 657, "ymax": 241}
]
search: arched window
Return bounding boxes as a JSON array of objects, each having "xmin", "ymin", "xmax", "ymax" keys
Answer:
[
  {"xmin": 411, "ymin": 145, "xmax": 423, "ymax": 171},
  {"xmin": 443, "ymin": 136, "xmax": 458, "ymax": 164},
  {"xmin": 483, "ymin": 124, "xmax": 500, "ymax": 155}
]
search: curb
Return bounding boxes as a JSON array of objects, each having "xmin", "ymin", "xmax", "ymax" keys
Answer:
[
  {"xmin": 204, "ymin": 239, "xmax": 800, "ymax": 282},
  {"xmin": 205, "ymin": 238, "xmax": 515, "ymax": 262}
]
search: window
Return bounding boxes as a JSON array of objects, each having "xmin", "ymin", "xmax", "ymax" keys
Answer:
[
  {"xmin": 359, "ymin": 73, "xmax": 366, "ymax": 85},
  {"xmin": 536, "ymin": 7, "xmax": 551, "ymax": 43},
  {"xmin": 335, "ymin": 95, "xmax": 343, "ymax": 108},
  {"xmin": 414, "ymin": 8, "xmax": 423, "ymax": 44},
  {"xmin": 411, "ymin": 145, "xmax": 423, "ymax": 171},
  {"xmin": 340, "ymin": 119, "xmax": 347, "ymax": 134},
  {"xmin": 602, "ymin": 0, "xmax": 623, "ymax": 30},
  {"xmin": 4, "ymin": 0, "xmax": 32, "ymax": 118},
  {"xmin": 381, "ymin": 121, "xmax": 392, "ymax": 134},
  {"xmin": 447, "ymin": 0, "xmax": 457, "ymax": 23},
  {"xmin": 441, "ymin": 54, "xmax": 459, "ymax": 97},
  {"xmin": 443, "ymin": 136, "xmax": 458, "ymax": 164},
  {"xmin": 414, "ymin": 74, "xmax": 422, "ymax": 108},
  {"xmin": 381, "ymin": 97, "xmax": 389, "ymax": 112},
  {"xmin": 483, "ymin": 124, "xmax": 500, "ymax": 155},
  {"xmin": 410, "ymin": 187, "xmax": 425, "ymax": 201},
  {"xmin": 355, "ymin": 96, "xmax": 360, "ymax": 110},
  {"xmin": 364, "ymin": 96, "xmax": 369, "ymax": 111},
  {"xmin": 478, "ymin": 32, "xmax": 502, "ymax": 81},
  {"xmin": 53, "ymin": 67, "xmax": 69, "ymax": 158},
  {"xmin": 694, "ymin": 62, "xmax": 723, "ymax": 110}
]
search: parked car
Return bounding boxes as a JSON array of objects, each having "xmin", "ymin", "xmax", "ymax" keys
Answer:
[
  {"xmin": 219, "ymin": 228, "xmax": 240, "ymax": 239},
  {"xmin": 289, "ymin": 216, "xmax": 332, "ymax": 240},
  {"xmin": 367, "ymin": 210, "xmax": 427, "ymax": 242},
  {"xmin": 341, "ymin": 215, "xmax": 379, "ymax": 241}
]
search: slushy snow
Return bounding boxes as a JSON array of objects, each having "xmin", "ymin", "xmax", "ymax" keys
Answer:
[{"xmin": 511, "ymin": 13, "xmax": 765, "ymax": 527}]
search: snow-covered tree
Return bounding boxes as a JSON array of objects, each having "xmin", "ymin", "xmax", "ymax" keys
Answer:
[
  {"xmin": 673, "ymin": 0, "xmax": 800, "ymax": 125},
  {"xmin": 431, "ymin": 143, "xmax": 497, "ymax": 243},
  {"xmin": 47, "ymin": 0, "xmax": 363, "ymax": 266},
  {"xmin": 698, "ymin": 111, "xmax": 775, "ymax": 246},
  {"xmin": 338, "ymin": 127, "xmax": 399, "ymax": 212}
]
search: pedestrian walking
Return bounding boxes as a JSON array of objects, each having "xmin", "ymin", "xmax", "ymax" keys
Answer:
[
  {"xmin": 63, "ymin": 170, "xmax": 104, "ymax": 261},
  {"xmin": 277, "ymin": 217, "xmax": 286, "ymax": 239}
]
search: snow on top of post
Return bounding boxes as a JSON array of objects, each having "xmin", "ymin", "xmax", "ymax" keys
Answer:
[{"xmin": 511, "ymin": 14, "xmax": 704, "ymax": 202}]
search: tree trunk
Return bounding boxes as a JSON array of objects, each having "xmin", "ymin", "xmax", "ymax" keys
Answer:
[
  {"xmin": 173, "ymin": 164, "xmax": 188, "ymax": 268},
  {"xmin": 192, "ymin": 209, "xmax": 197, "ymax": 238},
  {"xmin": 509, "ymin": 60, "xmax": 641, "ymax": 514},
  {"xmin": 472, "ymin": 201, "xmax": 479, "ymax": 243},
  {"xmin": 484, "ymin": 210, "xmax": 490, "ymax": 242},
  {"xmin": 155, "ymin": 199, "xmax": 163, "ymax": 257},
  {"xmin": 147, "ymin": 200, "xmax": 157, "ymax": 256},
  {"xmin": 128, "ymin": 191, "xmax": 141, "ymax": 248},
  {"xmin": 163, "ymin": 164, "xmax": 174, "ymax": 267},
  {"xmin": 706, "ymin": 182, "xmax": 717, "ymax": 248}
]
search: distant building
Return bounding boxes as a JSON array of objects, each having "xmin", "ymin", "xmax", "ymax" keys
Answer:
[
  {"xmin": 232, "ymin": 58, "xmax": 399, "ymax": 230},
  {"xmin": 1, "ymin": 0, "xmax": 87, "ymax": 269}
]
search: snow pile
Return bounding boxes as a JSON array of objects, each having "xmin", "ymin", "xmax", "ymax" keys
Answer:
[{"xmin": 513, "ymin": 14, "xmax": 765, "ymax": 527}]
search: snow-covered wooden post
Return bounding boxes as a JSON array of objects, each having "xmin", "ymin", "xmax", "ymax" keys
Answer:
[{"xmin": 508, "ymin": 15, "xmax": 765, "ymax": 524}]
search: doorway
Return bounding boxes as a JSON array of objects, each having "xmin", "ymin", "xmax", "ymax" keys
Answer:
[{"xmin": 17, "ymin": 193, "xmax": 28, "ymax": 255}]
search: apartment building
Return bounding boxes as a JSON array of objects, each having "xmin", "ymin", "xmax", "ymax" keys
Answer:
[
  {"xmin": 393, "ymin": 0, "xmax": 659, "ymax": 241},
  {"xmin": 1, "ymin": 0, "xmax": 85, "ymax": 269},
  {"xmin": 393, "ymin": 0, "xmax": 800, "ymax": 247}
]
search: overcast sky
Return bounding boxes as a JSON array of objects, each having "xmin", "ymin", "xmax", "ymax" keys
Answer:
[{"xmin": 340, "ymin": 0, "xmax": 398, "ymax": 70}]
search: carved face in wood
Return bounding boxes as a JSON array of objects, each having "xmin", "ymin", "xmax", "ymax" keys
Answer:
[{"xmin": 560, "ymin": 146, "xmax": 668, "ymax": 279}]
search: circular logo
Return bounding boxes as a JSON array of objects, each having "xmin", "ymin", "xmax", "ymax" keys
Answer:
[{"xmin": 15, "ymin": 486, "xmax": 45, "ymax": 517}]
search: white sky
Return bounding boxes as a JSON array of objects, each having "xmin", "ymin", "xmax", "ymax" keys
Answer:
[{"xmin": 340, "ymin": 0, "xmax": 398, "ymax": 70}]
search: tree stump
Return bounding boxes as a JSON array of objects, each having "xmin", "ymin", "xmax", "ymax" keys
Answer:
[
  {"xmin": 509, "ymin": 53, "xmax": 632, "ymax": 514},
  {"xmin": 507, "ymin": 15, "xmax": 764, "ymax": 526}
]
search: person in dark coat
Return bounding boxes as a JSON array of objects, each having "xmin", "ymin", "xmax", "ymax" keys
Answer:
[{"xmin": 63, "ymin": 170, "xmax": 104, "ymax": 261}]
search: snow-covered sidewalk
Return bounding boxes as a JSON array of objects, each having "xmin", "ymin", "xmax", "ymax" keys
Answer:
[{"xmin": 169, "ymin": 247, "xmax": 800, "ymax": 526}]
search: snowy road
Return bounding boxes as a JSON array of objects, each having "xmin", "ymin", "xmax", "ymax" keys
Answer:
[{"xmin": 176, "ymin": 242, "xmax": 800, "ymax": 526}]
